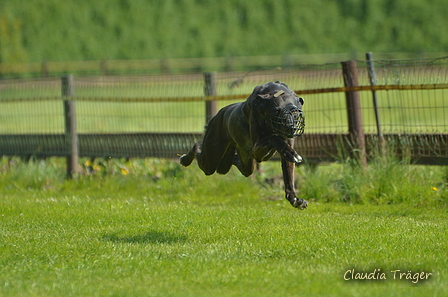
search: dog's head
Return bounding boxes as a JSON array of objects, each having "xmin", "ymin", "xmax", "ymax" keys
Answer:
[{"xmin": 251, "ymin": 81, "xmax": 305, "ymax": 139}]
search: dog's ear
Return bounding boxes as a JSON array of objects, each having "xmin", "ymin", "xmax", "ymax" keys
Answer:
[
  {"xmin": 298, "ymin": 97, "xmax": 304, "ymax": 105},
  {"xmin": 252, "ymin": 93, "xmax": 275, "ymax": 115},
  {"xmin": 257, "ymin": 93, "xmax": 272, "ymax": 100},
  {"xmin": 249, "ymin": 85, "xmax": 264, "ymax": 97}
]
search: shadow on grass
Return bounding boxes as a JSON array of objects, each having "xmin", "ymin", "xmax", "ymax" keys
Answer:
[{"xmin": 102, "ymin": 231, "xmax": 187, "ymax": 245}]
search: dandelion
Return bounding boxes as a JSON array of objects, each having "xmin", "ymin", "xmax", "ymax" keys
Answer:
[
  {"xmin": 431, "ymin": 187, "xmax": 438, "ymax": 191},
  {"xmin": 93, "ymin": 164, "xmax": 102, "ymax": 171},
  {"xmin": 120, "ymin": 168, "xmax": 129, "ymax": 175}
]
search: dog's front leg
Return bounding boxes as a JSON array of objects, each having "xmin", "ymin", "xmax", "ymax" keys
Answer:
[
  {"xmin": 274, "ymin": 138, "xmax": 307, "ymax": 209},
  {"xmin": 281, "ymin": 157, "xmax": 308, "ymax": 209},
  {"xmin": 270, "ymin": 136, "xmax": 302, "ymax": 164},
  {"xmin": 252, "ymin": 136, "xmax": 277, "ymax": 162}
]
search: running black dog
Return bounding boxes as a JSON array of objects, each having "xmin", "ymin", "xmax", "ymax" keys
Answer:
[{"xmin": 180, "ymin": 81, "xmax": 307, "ymax": 209}]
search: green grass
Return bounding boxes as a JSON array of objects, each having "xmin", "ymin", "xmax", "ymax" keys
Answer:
[{"xmin": 1, "ymin": 157, "xmax": 447, "ymax": 296}]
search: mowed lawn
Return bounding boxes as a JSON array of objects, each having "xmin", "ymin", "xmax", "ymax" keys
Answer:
[{"xmin": 1, "ymin": 164, "xmax": 447, "ymax": 297}]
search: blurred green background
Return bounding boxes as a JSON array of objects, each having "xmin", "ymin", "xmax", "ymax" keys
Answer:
[{"xmin": 1, "ymin": 0, "xmax": 448, "ymax": 64}]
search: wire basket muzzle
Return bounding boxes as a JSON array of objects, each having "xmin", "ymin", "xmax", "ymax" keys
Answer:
[{"xmin": 267, "ymin": 107, "xmax": 305, "ymax": 138}]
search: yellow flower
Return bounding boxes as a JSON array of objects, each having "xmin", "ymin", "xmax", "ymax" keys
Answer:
[
  {"xmin": 120, "ymin": 168, "xmax": 129, "ymax": 175},
  {"xmin": 84, "ymin": 160, "xmax": 92, "ymax": 167},
  {"xmin": 93, "ymin": 165, "xmax": 102, "ymax": 171},
  {"xmin": 431, "ymin": 187, "xmax": 438, "ymax": 191}
]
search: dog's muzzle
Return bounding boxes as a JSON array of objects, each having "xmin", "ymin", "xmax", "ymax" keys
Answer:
[{"xmin": 267, "ymin": 107, "xmax": 305, "ymax": 139}]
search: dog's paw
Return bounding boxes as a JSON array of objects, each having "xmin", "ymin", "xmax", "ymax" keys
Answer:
[
  {"xmin": 291, "ymin": 198, "xmax": 308, "ymax": 210},
  {"xmin": 282, "ymin": 149, "xmax": 303, "ymax": 164},
  {"xmin": 293, "ymin": 153, "xmax": 303, "ymax": 164}
]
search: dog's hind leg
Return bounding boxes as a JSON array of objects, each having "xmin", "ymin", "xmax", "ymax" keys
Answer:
[
  {"xmin": 232, "ymin": 152, "xmax": 255, "ymax": 177},
  {"xmin": 181, "ymin": 105, "xmax": 234, "ymax": 175},
  {"xmin": 196, "ymin": 143, "xmax": 229, "ymax": 175},
  {"xmin": 180, "ymin": 142, "xmax": 225, "ymax": 175},
  {"xmin": 216, "ymin": 146, "xmax": 236, "ymax": 174},
  {"xmin": 179, "ymin": 143, "xmax": 200, "ymax": 167}
]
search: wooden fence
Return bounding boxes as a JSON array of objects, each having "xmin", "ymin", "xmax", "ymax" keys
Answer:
[{"xmin": 1, "ymin": 55, "xmax": 448, "ymax": 178}]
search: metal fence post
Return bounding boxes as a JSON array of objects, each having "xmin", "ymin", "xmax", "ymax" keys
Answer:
[
  {"xmin": 204, "ymin": 72, "xmax": 218, "ymax": 124},
  {"xmin": 62, "ymin": 75, "xmax": 79, "ymax": 178},
  {"xmin": 341, "ymin": 60, "xmax": 367, "ymax": 166},
  {"xmin": 366, "ymin": 52, "xmax": 385, "ymax": 151}
]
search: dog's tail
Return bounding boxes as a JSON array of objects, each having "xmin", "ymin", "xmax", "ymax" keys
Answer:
[{"xmin": 179, "ymin": 143, "xmax": 200, "ymax": 167}]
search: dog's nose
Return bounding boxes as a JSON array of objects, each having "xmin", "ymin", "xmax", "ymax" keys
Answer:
[{"xmin": 289, "ymin": 105, "xmax": 302, "ymax": 115}]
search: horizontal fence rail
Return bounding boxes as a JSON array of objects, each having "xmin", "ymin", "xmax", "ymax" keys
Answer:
[
  {"xmin": 1, "ymin": 54, "xmax": 448, "ymax": 177},
  {"xmin": 3, "ymin": 83, "xmax": 448, "ymax": 103}
]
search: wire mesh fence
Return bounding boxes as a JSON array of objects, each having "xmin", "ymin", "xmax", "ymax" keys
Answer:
[{"xmin": 0, "ymin": 55, "xmax": 448, "ymax": 164}]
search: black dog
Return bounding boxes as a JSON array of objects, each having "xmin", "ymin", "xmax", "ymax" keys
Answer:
[{"xmin": 180, "ymin": 81, "xmax": 307, "ymax": 209}]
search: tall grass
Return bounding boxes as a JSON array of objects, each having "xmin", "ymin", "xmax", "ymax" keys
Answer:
[
  {"xmin": 299, "ymin": 153, "xmax": 447, "ymax": 207},
  {"xmin": 1, "ymin": 151, "xmax": 447, "ymax": 207}
]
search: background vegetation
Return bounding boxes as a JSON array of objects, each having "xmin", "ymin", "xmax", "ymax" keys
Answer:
[{"xmin": 1, "ymin": 0, "xmax": 448, "ymax": 64}]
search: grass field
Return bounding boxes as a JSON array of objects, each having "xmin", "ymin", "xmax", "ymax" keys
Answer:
[{"xmin": 1, "ymin": 157, "xmax": 447, "ymax": 296}]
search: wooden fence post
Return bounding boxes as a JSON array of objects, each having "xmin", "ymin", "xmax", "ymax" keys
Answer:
[
  {"xmin": 204, "ymin": 72, "xmax": 218, "ymax": 124},
  {"xmin": 341, "ymin": 60, "xmax": 367, "ymax": 166},
  {"xmin": 61, "ymin": 75, "xmax": 79, "ymax": 178}
]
